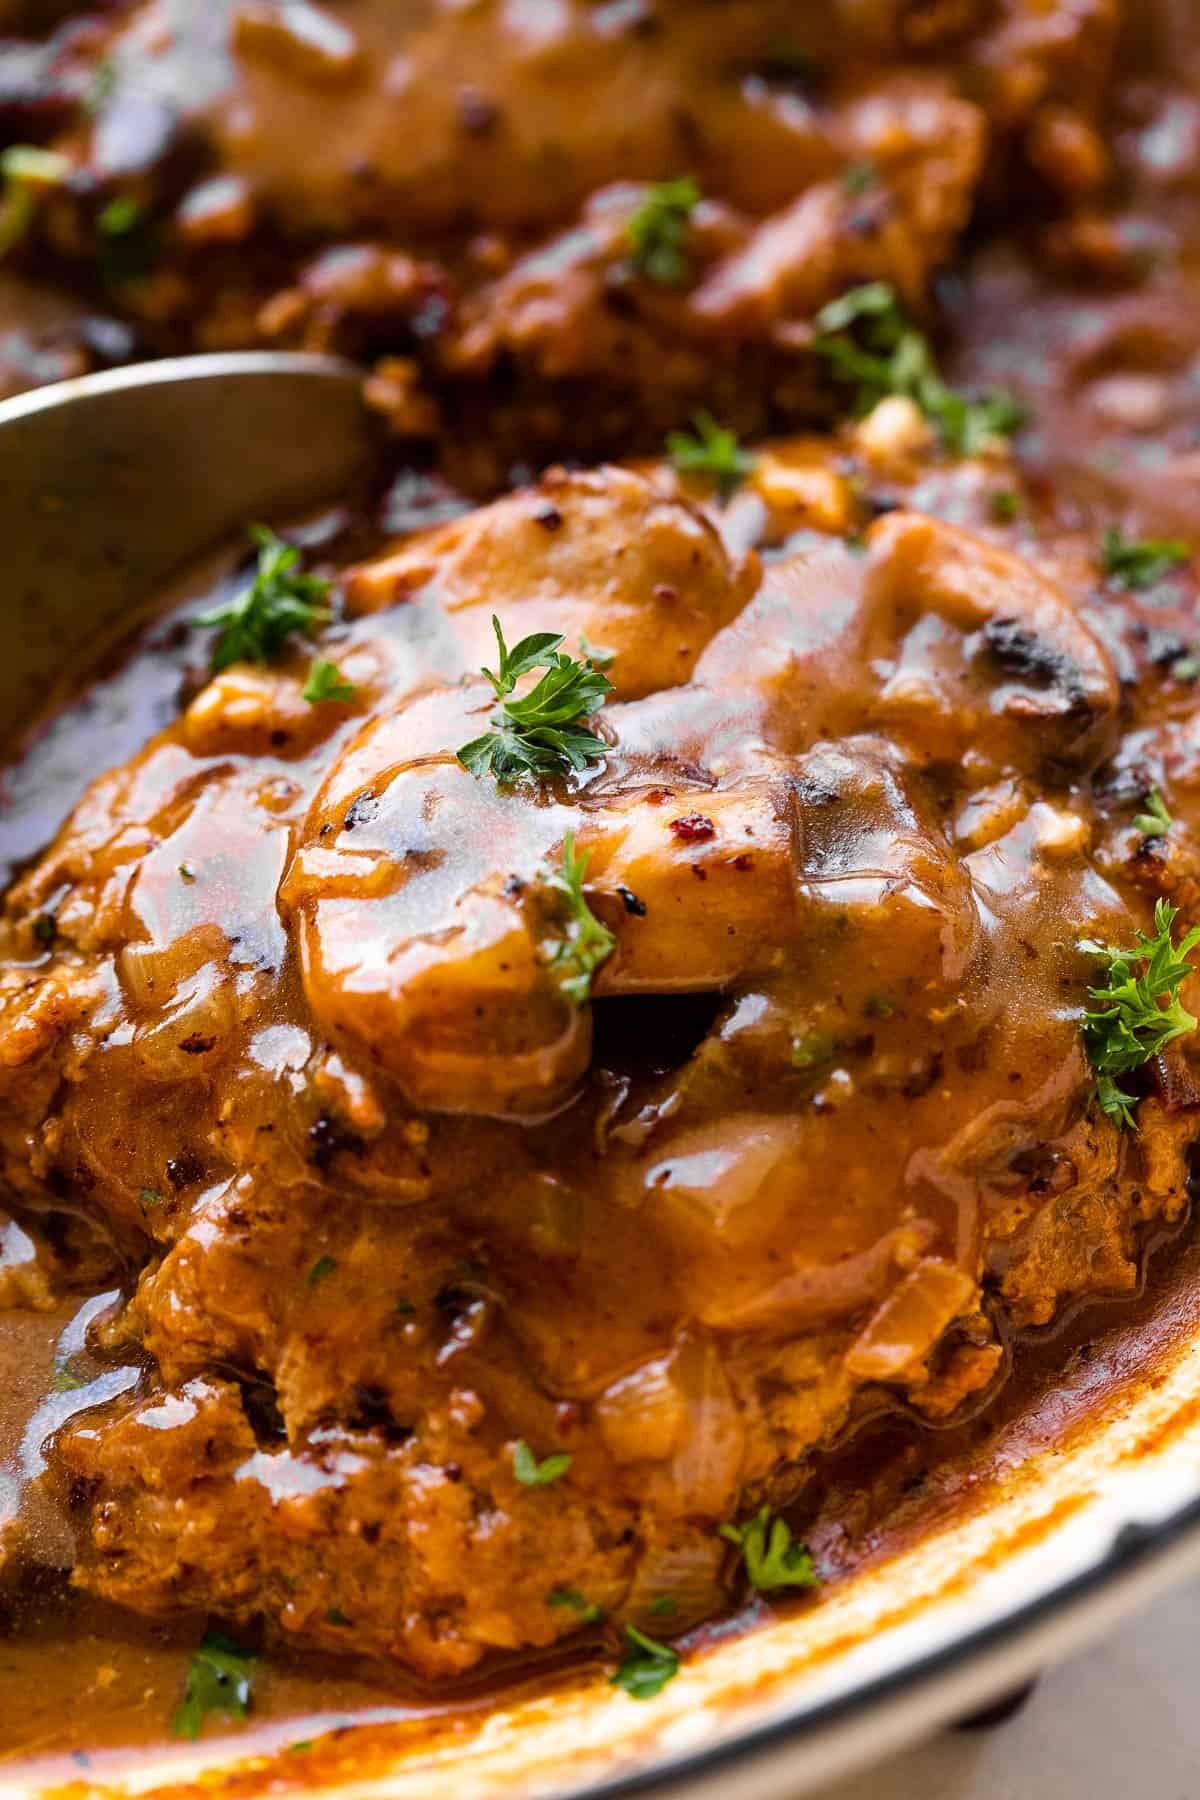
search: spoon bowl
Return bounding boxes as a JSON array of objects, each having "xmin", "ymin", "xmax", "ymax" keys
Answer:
[{"xmin": 0, "ymin": 352, "xmax": 372, "ymax": 740}]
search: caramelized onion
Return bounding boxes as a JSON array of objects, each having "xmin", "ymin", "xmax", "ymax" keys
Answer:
[
  {"xmin": 668, "ymin": 1335, "xmax": 744, "ymax": 1517},
  {"xmin": 597, "ymin": 1355, "xmax": 687, "ymax": 1465},
  {"xmin": 844, "ymin": 1257, "xmax": 976, "ymax": 1381},
  {"xmin": 700, "ymin": 1222, "xmax": 936, "ymax": 1333},
  {"xmin": 623, "ymin": 1535, "xmax": 727, "ymax": 1631},
  {"xmin": 597, "ymin": 1336, "xmax": 744, "ymax": 1518},
  {"xmin": 118, "ymin": 924, "xmax": 227, "ymax": 1010}
]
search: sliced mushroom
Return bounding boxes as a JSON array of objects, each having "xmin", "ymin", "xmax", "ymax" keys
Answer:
[
  {"xmin": 863, "ymin": 511, "xmax": 1120, "ymax": 776},
  {"xmin": 342, "ymin": 465, "xmax": 758, "ymax": 703},
  {"xmin": 581, "ymin": 777, "xmax": 803, "ymax": 994},
  {"xmin": 282, "ymin": 685, "xmax": 585, "ymax": 1116}
]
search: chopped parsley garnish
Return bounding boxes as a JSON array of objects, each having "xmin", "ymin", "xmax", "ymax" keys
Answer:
[
  {"xmin": 97, "ymin": 194, "xmax": 141, "ymax": 239},
  {"xmin": 96, "ymin": 194, "xmax": 160, "ymax": 287},
  {"xmin": 627, "ymin": 176, "xmax": 700, "ymax": 286},
  {"xmin": 307, "ymin": 1255, "xmax": 338, "ymax": 1287},
  {"xmin": 1101, "ymin": 527, "xmax": 1190, "ymax": 592},
  {"xmin": 394, "ymin": 1296, "xmax": 416, "ymax": 1316},
  {"xmin": 174, "ymin": 1632, "xmax": 256, "ymax": 1741},
  {"xmin": 32, "ymin": 913, "xmax": 56, "ymax": 943},
  {"xmin": 1079, "ymin": 898, "xmax": 1200, "ymax": 1130},
  {"xmin": 864, "ymin": 992, "xmax": 896, "ymax": 1019},
  {"xmin": 85, "ymin": 58, "xmax": 117, "ymax": 118},
  {"xmin": 791, "ymin": 1032, "xmax": 834, "ymax": 1071},
  {"xmin": 1, "ymin": 145, "xmax": 71, "ymax": 186},
  {"xmin": 456, "ymin": 615, "xmax": 613, "ymax": 785},
  {"xmin": 989, "ymin": 490, "xmax": 1021, "ymax": 523},
  {"xmin": 611, "ymin": 1625, "xmax": 680, "ymax": 1700},
  {"xmin": 512, "ymin": 1439, "xmax": 572, "ymax": 1486},
  {"xmin": 1133, "ymin": 790, "xmax": 1173, "ymax": 838},
  {"xmin": 196, "ymin": 527, "xmax": 332, "ymax": 673},
  {"xmin": 326, "ymin": 1607, "xmax": 352, "ymax": 1627},
  {"xmin": 0, "ymin": 145, "xmax": 70, "ymax": 255},
  {"xmin": 548, "ymin": 1586, "xmax": 603, "ymax": 1625},
  {"xmin": 138, "ymin": 1186, "xmax": 164, "ymax": 1212},
  {"xmin": 720, "ymin": 1506, "xmax": 818, "ymax": 1592},
  {"xmin": 303, "ymin": 658, "xmax": 356, "ymax": 704},
  {"xmin": 52, "ymin": 1364, "xmax": 87, "ymax": 1394},
  {"xmin": 541, "ymin": 830, "xmax": 616, "ymax": 1006},
  {"xmin": 812, "ymin": 282, "xmax": 1025, "ymax": 456},
  {"xmin": 842, "ymin": 159, "xmax": 877, "ymax": 196},
  {"xmin": 578, "ymin": 634, "xmax": 615, "ymax": 671},
  {"xmin": 667, "ymin": 411, "xmax": 757, "ymax": 495}
]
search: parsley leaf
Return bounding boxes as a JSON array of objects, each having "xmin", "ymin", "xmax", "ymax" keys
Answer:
[
  {"xmin": 667, "ymin": 411, "xmax": 756, "ymax": 495},
  {"xmin": 1101, "ymin": 528, "xmax": 1190, "ymax": 592},
  {"xmin": 196, "ymin": 527, "xmax": 332, "ymax": 673},
  {"xmin": 456, "ymin": 615, "xmax": 613, "ymax": 785},
  {"xmin": 307, "ymin": 1255, "xmax": 338, "ymax": 1287},
  {"xmin": 812, "ymin": 282, "xmax": 1024, "ymax": 455},
  {"xmin": 720, "ymin": 1506, "xmax": 818, "ymax": 1592},
  {"xmin": 936, "ymin": 389, "xmax": 1025, "ymax": 457},
  {"xmin": 97, "ymin": 194, "xmax": 141, "ymax": 239},
  {"xmin": 989, "ymin": 489, "xmax": 1021, "ymax": 523},
  {"xmin": 96, "ymin": 193, "xmax": 160, "ymax": 287},
  {"xmin": 1079, "ymin": 898, "xmax": 1200, "ymax": 1130},
  {"xmin": 842, "ymin": 159, "xmax": 877, "ymax": 196},
  {"xmin": 540, "ymin": 830, "xmax": 616, "ymax": 1006},
  {"xmin": 174, "ymin": 1632, "xmax": 256, "ymax": 1741},
  {"xmin": 303, "ymin": 658, "xmax": 356, "ymax": 704},
  {"xmin": 611, "ymin": 1625, "xmax": 680, "ymax": 1700},
  {"xmin": 627, "ymin": 177, "xmax": 700, "ymax": 286},
  {"xmin": 0, "ymin": 145, "xmax": 70, "ymax": 256},
  {"xmin": 512, "ymin": 1439, "xmax": 571, "ymax": 1486},
  {"xmin": 85, "ymin": 58, "xmax": 117, "ymax": 119},
  {"xmin": 1133, "ymin": 790, "xmax": 1173, "ymax": 838},
  {"xmin": 578, "ymin": 634, "xmax": 615, "ymax": 671},
  {"xmin": 548, "ymin": 1586, "xmax": 604, "ymax": 1625},
  {"xmin": 791, "ymin": 1032, "xmax": 834, "ymax": 1071},
  {"xmin": 1, "ymin": 145, "xmax": 71, "ymax": 186}
]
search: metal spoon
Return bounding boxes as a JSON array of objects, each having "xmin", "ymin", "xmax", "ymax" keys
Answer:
[{"xmin": 0, "ymin": 352, "xmax": 373, "ymax": 741}]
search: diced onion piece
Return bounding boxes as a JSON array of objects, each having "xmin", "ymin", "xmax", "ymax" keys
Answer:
[
  {"xmin": 700, "ymin": 1222, "xmax": 935, "ymax": 1333},
  {"xmin": 118, "ymin": 924, "xmax": 227, "ymax": 1010},
  {"xmin": 844, "ymin": 1257, "xmax": 977, "ymax": 1382},
  {"xmin": 623, "ymin": 1534, "xmax": 727, "ymax": 1631},
  {"xmin": 597, "ymin": 1356, "xmax": 687, "ymax": 1465},
  {"xmin": 668, "ymin": 1336, "xmax": 744, "ymax": 1518}
]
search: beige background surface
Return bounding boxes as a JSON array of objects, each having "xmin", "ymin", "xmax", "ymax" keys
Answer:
[{"xmin": 819, "ymin": 1570, "xmax": 1200, "ymax": 1799}]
